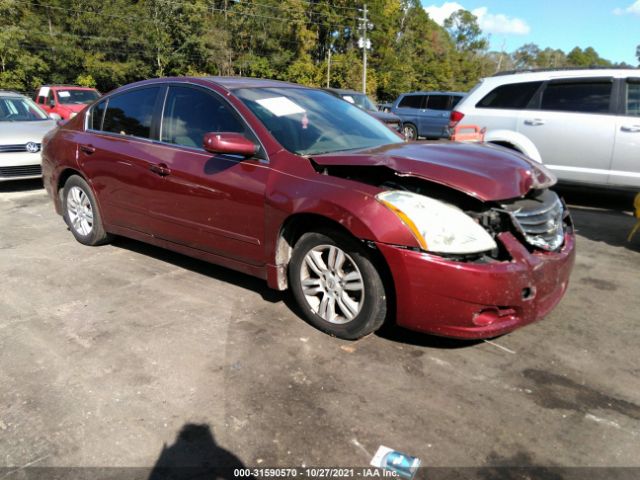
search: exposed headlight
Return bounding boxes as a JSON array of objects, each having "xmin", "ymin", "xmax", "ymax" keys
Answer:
[{"xmin": 376, "ymin": 190, "xmax": 497, "ymax": 254}]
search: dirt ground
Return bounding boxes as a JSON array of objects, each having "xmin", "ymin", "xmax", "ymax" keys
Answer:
[{"xmin": 1, "ymin": 180, "xmax": 639, "ymax": 478}]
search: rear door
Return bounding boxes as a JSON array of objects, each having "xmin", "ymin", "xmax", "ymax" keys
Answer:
[
  {"xmin": 518, "ymin": 77, "xmax": 616, "ymax": 185},
  {"xmin": 78, "ymin": 86, "xmax": 164, "ymax": 232},
  {"xmin": 419, "ymin": 94, "xmax": 451, "ymax": 138},
  {"xmin": 393, "ymin": 94, "xmax": 425, "ymax": 132},
  {"xmin": 610, "ymin": 78, "xmax": 640, "ymax": 188}
]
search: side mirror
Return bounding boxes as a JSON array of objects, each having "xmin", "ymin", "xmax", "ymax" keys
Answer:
[
  {"xmin": 203, "ymin": 132, "xmax": 257, "ymax": 157},
  {"xmin": 49, "ymin": 113, "xmax": 62, "ymax": 121},
  {"xmin": 49, "ymin": 100, "xmax": 56, "ymax": 108}
]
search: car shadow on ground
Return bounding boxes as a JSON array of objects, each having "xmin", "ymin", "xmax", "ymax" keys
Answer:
[
  {"xmin": 112, "ymin": 236, "xmax": 476, "ymax": 349},
  {"xmin": 112, "ymin": 236, "xmax": 283, "ymax": 304},
  {"xmin": 556, "ymin": 186, "xmax": 639, "ymax": 252},
  {"xmin": 0, "ymin": 178, "xmax": 44, "ymax": 193},
  {"xmin": 147, "ymin": 423, "xmax": 250, "ymax": 480}
]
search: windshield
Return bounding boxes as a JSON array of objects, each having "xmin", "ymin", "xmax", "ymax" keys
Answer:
[
  {"xmin": 57, "ymin": 89, "xmax": 100, "ymax": 105},
  {"xmin": 341, "ymin": 93, "xmax": 378, "ymax": 112},
  {"xmin": 235, "ymin": 87, "xmax": 402, "ymax": 156},
  {"xmin": 0, "ymin": 97, "xmax": 49, "ymax": 122}
]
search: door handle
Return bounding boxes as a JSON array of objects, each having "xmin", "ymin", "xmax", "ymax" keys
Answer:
[
  {"xmin": 621, "ymin": 125, "xmax": 640, "ymax": 133},
  {"xmin": 79, "ymin": 144, "xmax": 95, "ymax": 155},
  {"xmin": 524, "ymin": 119, "xmax": 545, "ymax": 126},
  {"xmin": 149, "ymin": 163, "xmax": 171, "ymax": 177}
]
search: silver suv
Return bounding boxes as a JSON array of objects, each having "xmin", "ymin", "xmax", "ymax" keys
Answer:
[{"xmin": 451, "ymin": 69, "xmax": 640, "ymax": 189}]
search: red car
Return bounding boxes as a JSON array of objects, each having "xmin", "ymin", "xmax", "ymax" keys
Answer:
[
  {"xmin": 42, "ymin": 77, "xmax": 575, "ymax": 340},
  {"xmin": 35, "ymin": 85, "xmax": 101, "ymax": 120}
]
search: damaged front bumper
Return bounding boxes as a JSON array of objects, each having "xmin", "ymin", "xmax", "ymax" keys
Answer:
[{"xmin": 376, "ymin": 230, "xmax": 576, "ymax": 339}]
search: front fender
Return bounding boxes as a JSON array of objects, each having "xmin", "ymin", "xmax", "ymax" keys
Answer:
[{"xmin": 484, "ymin": 129, "xmax": 542, "ymax": 163}]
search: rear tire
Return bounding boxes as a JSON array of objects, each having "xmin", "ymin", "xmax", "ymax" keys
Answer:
[
  {"xmin": 289, "ymin": 230, "xmax": 388, "ymax": 340},
  {"xmin": 402, "ymin": 123, "xmax": 418, "ymax": 141},
  {"xmin": 62, "ymin": 175, "xmax": 112, "ymax": 246}
]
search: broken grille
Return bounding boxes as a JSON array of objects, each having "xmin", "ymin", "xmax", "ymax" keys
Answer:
[{"xmin": 502, "ymin": 190, "xmax": 565, "ymax": 251}]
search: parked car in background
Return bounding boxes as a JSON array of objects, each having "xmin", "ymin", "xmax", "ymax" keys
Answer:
[
  {"xmin": 324, "ymin": 88, "xmax": 401, "ymax": 131},
  {"xmin": 378, "ymin": 101, "xmax": 393, "ymax": 113},
  {"xmin": 42, "ymin": 77, "xmax": 575, "ymax": 340},
  {"xmin": 0, "ymin": 90, "xmax": 57, "ymax": 181},
  {"xmin": 451, "ymin": 68, "xmax": 640, "ymax": 189},
  {"xmin": 391, "ymin": 91, "xmax": 465, "ymax": 140},
  {"xmin": 35, "ymin": 85, "xmax": 101, "ymax": 120}
]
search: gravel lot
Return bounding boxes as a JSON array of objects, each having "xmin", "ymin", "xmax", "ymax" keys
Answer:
[{"xmin": 1, "ymin": 180, "xmax": 639, "ymax": 477}]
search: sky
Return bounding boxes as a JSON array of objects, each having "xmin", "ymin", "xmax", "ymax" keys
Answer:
[{"xmin": 422, "ymin": 0, "xmax": 640, "ymax": 65}]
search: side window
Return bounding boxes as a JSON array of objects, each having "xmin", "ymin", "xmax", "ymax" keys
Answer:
[
  {"xmin": 477, "ymin": 81, "xmax": 543, "ymax": 109},
  {"xmin": 103, "ymin": 87, "xmax": 161, "ymax": 138},
  {"xmin": 46, "ymin": 90, "xmax": 54, "ymax": 106},
  {"xmin": 626, "ymin": 81, "xmax": 640, "ymax": 117},
  {"xmin": 450, "ymin": 95, "xmax": 463, "ymax": 109},
  {"xmin": 161, "ymin": 86, "xmax": 244, "ymax": 148},
  {"xmin": 425, "ymin": 95, "xmax": 449, "ymax": 110},
  {"xmin": 89, "ymin": 100, "xmax": 107, "ymax": 131},
  {"xmin": 398, "ymin": 95, "xmax": 424, "ymax": 109},
  {"xmin": 540, "ymin": 81, "xmax": 612, "ymax": 114}
]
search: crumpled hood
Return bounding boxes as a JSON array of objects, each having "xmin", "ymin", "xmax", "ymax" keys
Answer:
[{"xmin": 312, "ymin": 141, "xmax": 554, "ymax": 201}]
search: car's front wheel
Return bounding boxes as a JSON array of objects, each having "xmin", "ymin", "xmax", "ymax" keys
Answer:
[
  {"xmin": 62, "ymin": 175, "xmax": 111, "ymax": 246},
  {"xmin": 289, "ymin": 230, "xmax": 388, "ymax": 340}
]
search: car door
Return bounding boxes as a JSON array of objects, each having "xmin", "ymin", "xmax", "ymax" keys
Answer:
[
  {"xmin": 393, "ymin": 94, "xmax": 424, "ymax": 131},
  {"xmin": 419, "ymin": 94, "xmax": 451, "ymax": 138},
  {"xmin": 78, "ymin": 86, "xmax": 164, "ymax": 232},
  {"xmin": 610, "ymin": 78, "xmax": 640, "ymax": 188},
  {"xmin": 142, "ymin": 84, "xmax": 270, "ymax": 266},
  {"xmin": 518, "ymin": 77, "xmax": 616, "ymax": 185}
]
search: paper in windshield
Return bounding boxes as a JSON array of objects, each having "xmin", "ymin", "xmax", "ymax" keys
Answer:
[{"xmin": 256, "ymin": 97, "xmax": 305, "ymax": 117}]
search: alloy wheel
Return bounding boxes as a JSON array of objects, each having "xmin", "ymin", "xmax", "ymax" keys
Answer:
[
  {"xmin": 66, "ymin": 186, "xmax": 94, "ymax": 236},
  {"xmin": 299, "ymin": 244, "xmax": 364, "ymax": 324}
]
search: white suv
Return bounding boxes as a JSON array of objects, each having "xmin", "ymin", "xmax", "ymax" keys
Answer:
[{"xmin": 451, "ymin": 69, "xmax": 640, "ymax": 189}]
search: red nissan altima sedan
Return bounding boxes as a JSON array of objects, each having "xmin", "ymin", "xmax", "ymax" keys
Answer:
[{"xmin": 42, "ymin": 77, "xmax": 575, "ymax": 340}]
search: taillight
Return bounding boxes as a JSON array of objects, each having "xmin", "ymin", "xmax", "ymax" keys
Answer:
[{"xmin": 449, "ymin": 110, "xmax": 464, "ymax": 129}]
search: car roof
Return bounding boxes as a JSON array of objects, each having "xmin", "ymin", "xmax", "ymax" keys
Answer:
[
  {"xmin": 401, "ymin": 91, "xmax": 466, "ymax": 96},
  {"xmin": 40, "ymin": 85, "xmax": 98, "ymax": 89},
  {"xmin": 204, "ymin": 76, "xmax": 305, "ymax": 90},
  {"xmin": 0, "ymin": 90, "xmax": 26, "ymax": 98},
  {"xmin": 108, "ymin": 76, "xmax": 310, "ymax": 96},
  {"xmin": 484, "ymin": 68, "xmax": 640, "ymax": 85}
]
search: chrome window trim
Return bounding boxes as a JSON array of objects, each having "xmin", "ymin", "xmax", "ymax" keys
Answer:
[{"xmin": 84, "ymin": 81, "xmax": 270, "ymax": 164}]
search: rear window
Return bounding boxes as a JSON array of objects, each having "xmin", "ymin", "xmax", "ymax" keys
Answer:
[
  {"xmin": 398, "ymin": 95, "xmax": 424, "ymax": 109},
  {"xmin": 103, "ymin": 87, "xmax": 161, "ymax": 138},
  {"xmin": 625, "ymin": 81, "xmax": 640, "ymax": 117},
  {"xmin": 425, "ymin": 95, "xmax": 449, "ymax": 110},
  {"xmin": 540, "ymin": 81, "xmax": 612, "ymax": 114},
  {"xmin": 450, "ymin": 95, "xmax": 463, "ymax": 109},
  {"xmin": 477, "ymin": 81, "xmax": 542, "ymax": 109}
]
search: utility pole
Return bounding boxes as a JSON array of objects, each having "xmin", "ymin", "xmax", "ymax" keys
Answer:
[
  {"xmin": 326, "ymin": 47, "xmax": 332, "ymax": 88},
  {"xmin": 358, "ymin": 5, "xmax": 372, "ymax": 93}
]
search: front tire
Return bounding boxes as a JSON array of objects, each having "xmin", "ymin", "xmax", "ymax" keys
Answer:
[
  {"xmin": 62, "ymin": 175, "xmax": 111, "ymax": 246},
  {"xmin": 289, "ymin": 230, "xmax": 388, "ymax": 340}
]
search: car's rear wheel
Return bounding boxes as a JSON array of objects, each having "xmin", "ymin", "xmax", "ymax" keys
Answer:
[
  {"xmin": 402, "ymin": 123, "xmax": 418, "ymax": 141},
  {"xmin": 63, "ymin": 175, "xmax": 111, "ymax": 246},
  {"xmin": 289, "ymin": 230, "xmax": 388, "ymax": 340}
]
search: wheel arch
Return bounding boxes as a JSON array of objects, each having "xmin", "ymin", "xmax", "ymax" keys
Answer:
[
  {"xmin": 56, "ymin": 168, "xmax": 88, "ymax": 210},
  {"xmin": 484, "ymin": 129, "xmax": 542, "ymax": 163},
  {"xmin": 269, "ymin": 212, "xmax": 395, "ymax": 302}
]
